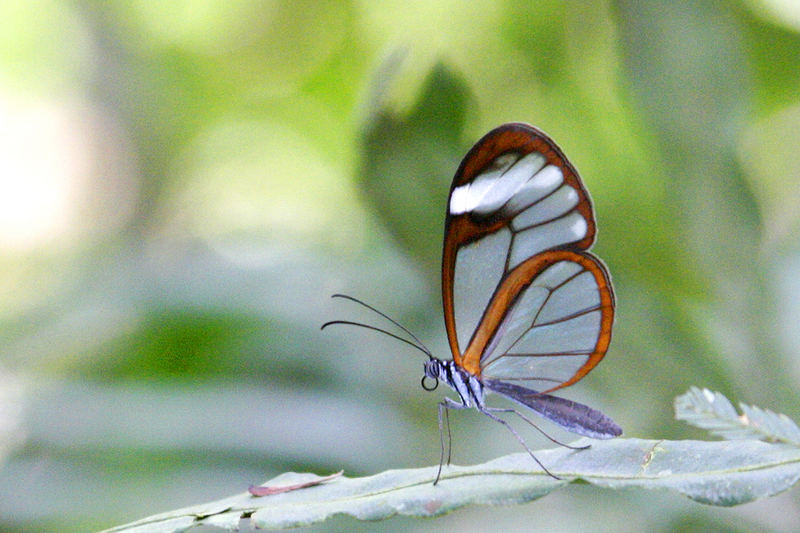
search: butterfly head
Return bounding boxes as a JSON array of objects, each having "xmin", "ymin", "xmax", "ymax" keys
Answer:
[{"xmin": 421, "ymin": 357, "xmax": 447, "ymax": 391}]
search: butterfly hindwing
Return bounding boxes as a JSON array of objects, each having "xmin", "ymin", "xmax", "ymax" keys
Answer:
[{"xmin": 471, "ymin": 250, "xmax": 614, "ymax": 392}]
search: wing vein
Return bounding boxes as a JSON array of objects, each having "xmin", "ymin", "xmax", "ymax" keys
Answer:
[
  {"xmin": 512, "ymin": 206, "xmax": 581, "ymax": 233},
  {"xmin": 490, "ymin": 350, "xmax": 594, "ymax": 358},
  {"xmin": 494, "ymin": 158, "xmax": 567, "ymax": 216},
  {"xmin": 532, "ymin": 303, "xmax": 603, "ymax": 328},
  {"xmin": 481, "ymin": 265, "xmax": 597, "ymax": 368}
]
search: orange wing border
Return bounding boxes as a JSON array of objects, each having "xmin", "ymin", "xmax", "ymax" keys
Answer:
[
  {"xmin": 460, "ymin": 250, "xmax": 614, "ymax": 391},
  {"xmin": 442, "ymin": 123, "xmax": 598, "ymax": 370}
]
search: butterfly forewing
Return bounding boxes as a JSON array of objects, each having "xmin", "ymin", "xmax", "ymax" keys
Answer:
[{"xmin": 443, "ymin": 124, "xmax": 607, "ymax": 383}]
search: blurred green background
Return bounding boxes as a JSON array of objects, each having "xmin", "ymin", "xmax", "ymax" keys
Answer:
[{"xmin": 2, "ymin": 1, "xmax": 800, "ymax": 531}]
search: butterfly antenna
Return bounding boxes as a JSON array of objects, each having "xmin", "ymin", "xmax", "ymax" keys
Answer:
[
  {"xmin": 325, "ymin": 293, "xmax": 433, "ymax": 357},
  {"xmin": 321, "ymin": 320, "xmax": 433, "ymax": 358}
]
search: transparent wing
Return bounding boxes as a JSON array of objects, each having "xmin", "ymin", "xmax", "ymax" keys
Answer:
[
  {"xmin": 442, "ymin": 123, "xmax": 599, "ymax": 376},
  {"xmin": 472, "ymin": 250, "xmax": 614, "ymax": 393}
]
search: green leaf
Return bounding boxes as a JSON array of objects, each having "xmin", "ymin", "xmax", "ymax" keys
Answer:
[
  {"xmin": 742, "ymin": 11, "xmax": 800, "ymax": 114},
  {"xmin": 358, "ymin": 62, "xmax": 471, "ymax": 272},
  {"xmin": 675, "ymin": 386, "xmax": 800, "ymax": 446},
  {"xmin": 102, "ymin": 438, "xmax": 800, "ymax": 532}
]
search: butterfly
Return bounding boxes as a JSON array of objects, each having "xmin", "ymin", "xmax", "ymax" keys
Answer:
[{"xmin": 325, "ymin": 123, "xmax": 621, "ymax": 483}]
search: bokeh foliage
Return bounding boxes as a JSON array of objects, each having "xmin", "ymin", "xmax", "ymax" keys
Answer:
[{"xmin": 1, "ymin": 1, "xmax": 800, "ymax": 531}]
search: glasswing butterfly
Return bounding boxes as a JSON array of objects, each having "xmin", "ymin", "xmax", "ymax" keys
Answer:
[{"xmin": 325, "ymin": 123, "xmax": 621, "ymax": 483}]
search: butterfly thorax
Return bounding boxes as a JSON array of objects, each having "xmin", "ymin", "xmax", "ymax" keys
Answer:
[{"xmin": 424, "ymin": 358, "xmax": 485, "ymax": 408}]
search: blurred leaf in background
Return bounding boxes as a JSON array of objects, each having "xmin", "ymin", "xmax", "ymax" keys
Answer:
[{"xmin": 1, "ymin": 1, "xmax": 800, "ymax": 532}]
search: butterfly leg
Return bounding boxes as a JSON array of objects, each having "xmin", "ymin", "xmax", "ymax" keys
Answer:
[
  {"xmin": 435, "ymin": 397, "xmax": 469, "ymax": 485},
  {"xmin": 483, "ymin": 406, "xmax": 590, "ymax": 450},
  {"xmin": 477, "ymin": 407, "xmax": 562, "ymax": 480}
]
